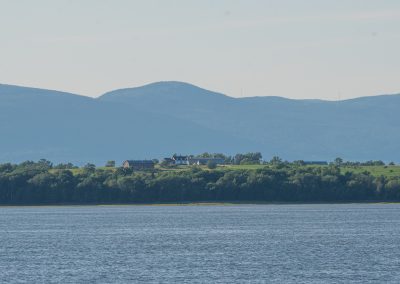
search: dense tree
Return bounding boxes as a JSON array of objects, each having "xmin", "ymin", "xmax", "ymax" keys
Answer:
[
  {"xmin": 105, "ymin": 160, "xmax": 116, "ymax": 167},
  {"xmin": 54, "ymin": 163, "xmax": 76, "ymax": 169},
  {"xmin": 293, "ymin": 160, "xmax": 306, "ymax": 166},
  {"xmin": 83, "ymin": 163, "xmax": 96, "ymax": 174},
  {"xmin": 235, "ymin": 152, "xmax": 262, "ymax": 165},
  {"xmin": 0, "ymin": 160, "xmax": 399, "ymax": 205},
  {"xmin": 207, "ymin": 160, "xmax": 217, "ymax": 169},
  {"xmin": 334, "ymin": 157, "xmax": 343, "ymax": 166}
]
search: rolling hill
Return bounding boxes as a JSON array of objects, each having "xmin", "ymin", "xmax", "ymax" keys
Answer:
[
  {"xmin": 100, "ymin": 81, "xmax": 400, "ymax": 163},
  {"xmin": 1, "ymin": 81, "xmax": 399, "ymax": 164},
  {"xmin": 0, "ymin": 83, "xmax": 260, "ymax": 164}
]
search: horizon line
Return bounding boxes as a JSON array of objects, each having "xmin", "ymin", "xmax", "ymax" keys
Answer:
[{"xmin": 1, "ymin": 80, "xmax": 399, "ymax": 102}]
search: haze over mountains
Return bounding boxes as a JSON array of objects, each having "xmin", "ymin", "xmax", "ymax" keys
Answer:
[{"xmin": 1, "ymin": 81, "xmax": 399, "ymax": 164}]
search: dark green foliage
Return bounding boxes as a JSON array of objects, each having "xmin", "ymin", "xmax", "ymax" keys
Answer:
[
  {"xmin": 0, "ymin": 160, "xmax": 400, "ymax": 205},
  {"xmin": 197, "ymin": 153, "xmax": 232, "ymax": 164},
  {"xmin": 207, "ymin": 160, "xmax": 217, "ymax": 169},
  {"xmin": 54, "ymin": 163, "xmax": 77, "ymax": 169},
  {"xmin": 83, "ymin": 163, "xmax": 96, "ymax": 174},
  {"xmin": 338, "ymin": 160, "xmax": 386, "ymax": 167},
  {"xmin": 334, "ymin": 157, "xmax": 344, "ymax": 166},
  {"xmin": 293, "ymin": 160, "xmax": 306, "ymax": 166},
  {"xmin": 235, "ymin": 152, "xmax": 262, "ymax": 165},
  {"xmin": 105, "ymin": 160, "xmax": 116, "ymax": 167}
]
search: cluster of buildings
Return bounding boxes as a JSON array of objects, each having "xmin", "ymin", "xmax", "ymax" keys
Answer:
[
  {"xmin": 162, "ymin": 155, "xmax": 224, "ymax": 166},
  {"xmin": 121, "ymin": 156, "xmax": 330, "ymax": 170},
  {"xmin": 122, "ymin": 155, "xmax": 225, "ymax": 170}
]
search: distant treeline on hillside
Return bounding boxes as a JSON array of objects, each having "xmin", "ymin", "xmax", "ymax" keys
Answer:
[{"xmin": 0, "ymin": 157, "xmax": 399, "ymax": 205}]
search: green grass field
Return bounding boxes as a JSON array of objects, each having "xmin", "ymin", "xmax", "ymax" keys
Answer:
[
  {"xmin": 225, "ymin": 165, "xmax": 400, "ymax": 177},
  {"xmin": 221, "ymin": 164, "xmax": 267, "ymax": 170},
  {"xmin": 340, "ymin": 165, "xmax": 400, "ymax": 177},
  {"xmin": 51, "ymin": 164, "xmax": 400, "ymax": 178},
  {"xmin": 195, "ymin": 164, "xmax": 400, "ymax": 177},
  {"xmin": 50, "ymin": 167, "xmax": 116, "ymax": 175}
]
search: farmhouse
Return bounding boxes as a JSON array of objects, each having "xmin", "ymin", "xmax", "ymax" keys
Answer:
[
  {"xmin": 172, "ymin": 155, "xmax": 189, "ymax": 165},
  {"xmin": 123, "ymin": 160, "xmax": 155, "ymax": 169},
  {"xmin": 163, "ymin": 155, "xmax": 226, "ymax": 166}
]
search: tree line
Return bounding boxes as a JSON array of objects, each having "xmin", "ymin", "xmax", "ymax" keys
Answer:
[{"xmin": 0, "ymin": 159, "xmax": 399, "ymax": 205}]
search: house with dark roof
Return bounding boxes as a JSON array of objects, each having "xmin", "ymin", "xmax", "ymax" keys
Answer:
[
  {"xmin": 123, "ymin": 160, "xmax": 155, "ymax": 169},
  {"xmin": 172, "ymin": 155, "xmax": 189, "ymax": 165}
]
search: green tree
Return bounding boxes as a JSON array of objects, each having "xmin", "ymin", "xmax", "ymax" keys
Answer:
[
  {"xmin": 270, "ymin": 156, "xmax": 283, "ymax": 165},
  {"xmin": 235, "ymin": 152, "xmax": 262, "ymax": 164},
  {"xmin": 83, "ymin": 163, "xmax": 96, "ymax": 174},
  {"xmin": 105, "ymin": 160, "xmax": 116, "ymax": 167},
  {"xmin": 334, "ymin": 157, "xmax": 343, "ymax": 166},
  {"xmin": 207, "ymin": 160, "xmax": 217, "ymax": 169}
]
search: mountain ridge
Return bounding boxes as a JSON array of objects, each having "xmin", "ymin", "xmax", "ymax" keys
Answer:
[
  {"xmin": 1, "ymin": 81, "xmax": 399, "ymax": 164},
  {"xmin": 3, "ymin": 81, "xmax": 399, "ymax": 102}
]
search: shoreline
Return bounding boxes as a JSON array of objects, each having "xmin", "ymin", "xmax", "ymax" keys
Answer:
[{"xmin": 1, "ymin": 200, "xmax": 400, "ymax": 208}]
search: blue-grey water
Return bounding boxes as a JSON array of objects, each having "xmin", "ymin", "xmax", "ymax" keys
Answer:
[{"xmin": 1, "ymin": 204, "xmax": 400, "ymax": 283}]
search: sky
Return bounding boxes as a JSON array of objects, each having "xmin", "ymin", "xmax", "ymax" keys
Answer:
[{"xmin": 0, "ymin": 0, "xmax": 399, "ymax": 100}]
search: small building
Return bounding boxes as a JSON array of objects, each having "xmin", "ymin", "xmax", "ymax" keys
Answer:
[
  {"xmin": 123, "ymin": 160, "xmax": 155, "ymax": 169},
  {"xmin": 172, "ymin": 155, "xmax": 189, "ymax": 165},
  {"xmin": 187, "ymin": 158, "xmax": 225, "ymax": 166}
]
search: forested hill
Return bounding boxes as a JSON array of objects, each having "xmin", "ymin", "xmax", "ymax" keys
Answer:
[{"xmin": 1, "ymin": 82, "xmax": 400, "ymax": 164}]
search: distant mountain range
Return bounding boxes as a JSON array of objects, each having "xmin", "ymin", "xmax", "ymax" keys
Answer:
[{"xmin": 1, "ymin": 81, "xmax": 399, "ymax": 164}]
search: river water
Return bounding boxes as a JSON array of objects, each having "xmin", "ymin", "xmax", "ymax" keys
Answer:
[{"xmin": 1, "ymin": 204, "xmax": 400, "ymax": 283}]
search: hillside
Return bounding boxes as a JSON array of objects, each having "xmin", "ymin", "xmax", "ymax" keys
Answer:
[
  {"xmin": 100, "ymin": 81, "xmax": 400, "ymax": 162},
  {"xmin": 0, "ymin": 83, "xmax": 260, "ymax": 164},
  {"xmin": 1, "ymin": 81, "xmax": 399, "ymax": 164}
]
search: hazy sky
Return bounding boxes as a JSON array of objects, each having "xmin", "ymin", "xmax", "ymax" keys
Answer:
[{"xmin": 1, "ymin": 0, "xmax": 399, "ymax": 99}]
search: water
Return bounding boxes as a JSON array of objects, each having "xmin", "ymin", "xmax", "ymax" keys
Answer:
[{"xmin": 1, "ymin": 204, "xmax": 400, "ymax": 283}]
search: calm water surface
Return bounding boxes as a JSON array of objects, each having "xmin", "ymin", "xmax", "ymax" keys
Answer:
[{"xmin": 1, "ymin": 204, "xmax": 400, "ymax": 283}]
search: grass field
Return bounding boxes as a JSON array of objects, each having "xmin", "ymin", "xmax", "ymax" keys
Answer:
[
  {"xmin": 226, "ymin": 164, "xmax": 400, "ymax": 177},
  {"xmin": 50, "ymin": 167, "xmax": 116, "ymax": 175},
  {"xmin": 339, "ymin": 165, "xmax": 400, "ymax": 177},
  {"xmin": 221, "ymin": 164, "xmax": 267, "ymax": 170},
  {"xmin": 51, "ymin": 164, "xmax": 400, "ymax": 178}
]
